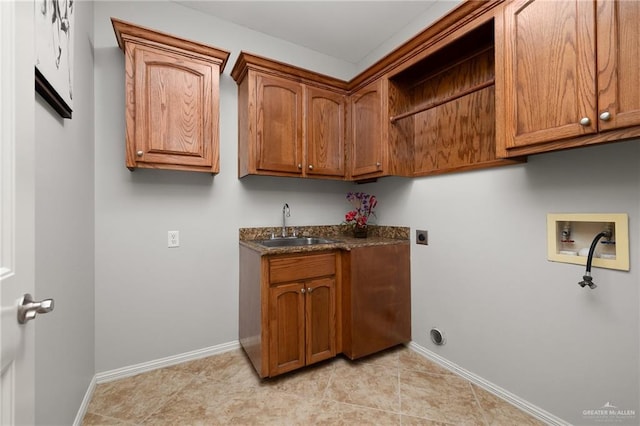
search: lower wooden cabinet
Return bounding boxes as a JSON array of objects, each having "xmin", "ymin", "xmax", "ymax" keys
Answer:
[
  {"xmin": 269, "ymin": 276, "xmax": 335, "ymax": 376},
  {"xmin": 239, "ymin": 242, "xmax": 410, "ymax": 377},
  {"xmin": 240, "ymin": 249, "xmax": 337, "ymax": 378},
  {"xmin": 342, "ymin": 244, "xmax": 411, "ymax": 359}
]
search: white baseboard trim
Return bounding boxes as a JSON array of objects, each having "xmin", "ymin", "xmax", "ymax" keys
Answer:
[
  {"xmin": 73, "ymin": 340, "xmax": 240, "ymax": 425},
  {"xmin": 408, "ymin": 342, "xmax": 569, "ymax": 426},
  {"xmin": 96, "ymin": 340, "xmax": 240, "ymax": 384},
  {"xmin": 72, "ymin": 375, "xmax": 96, "ymax": 426}
]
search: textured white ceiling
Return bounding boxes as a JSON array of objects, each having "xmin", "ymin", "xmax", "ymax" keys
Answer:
[{"xmin": 175, "ymin": 1, "xmax": 462, "ymax": 64}]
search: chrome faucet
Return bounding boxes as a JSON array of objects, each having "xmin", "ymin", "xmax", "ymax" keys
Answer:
[{"xmin": 282, "ymin": 203, "xmax": 290, "ymax": 237}]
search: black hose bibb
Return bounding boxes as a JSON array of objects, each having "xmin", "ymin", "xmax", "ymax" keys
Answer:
[{"xmin": 578, "ymin": 230, "xmax": 612, "ymax": 289}]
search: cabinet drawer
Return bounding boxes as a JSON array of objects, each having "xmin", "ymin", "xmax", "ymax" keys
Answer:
[{"xmin": 269, "ymin": 253, "xmax": 336, "ymax": 284}]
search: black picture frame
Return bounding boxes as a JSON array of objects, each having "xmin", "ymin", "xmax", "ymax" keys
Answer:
[
  {"xmin": 35, "ymin": 66, "xmax": 72, "ymax": 119},
  {"xmin": 34, "ymin": 0, "xmax": 74, "ymax": 120}
]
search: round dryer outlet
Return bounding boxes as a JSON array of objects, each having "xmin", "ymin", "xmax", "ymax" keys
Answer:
[{"xmin": 430, "ymin": 328, "xmax": 446, "ymax": 345}]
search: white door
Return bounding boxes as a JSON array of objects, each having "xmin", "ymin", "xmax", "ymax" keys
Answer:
[{"xmin": 1, "ymin": 2, "xmax": 43, "ymax": 424}]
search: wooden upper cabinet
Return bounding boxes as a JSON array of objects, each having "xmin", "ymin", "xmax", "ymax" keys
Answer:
[
  {"xmin": 306, "ymin": 86, "xmax": 346, "ymax": 177},
  {"xmin": 387, "ymin": 17, "xmax": 523, "ymax": 177},
  {"xmin": 496, "ymin": 0, "xmax": 640, "ymax": 157},
  {"xmin": 232, "ymin": 52, "xmax": 347, "ymax": 179},
  {"xmin": 596, "ymin": 0, "xmax": 640, "ymax": 132},
  {"xmin": 350, "ymin": 79, "xmax": 387, "ymax": 179},
  {"xmin": 498, "ymin": 0, "xmax": 597, "ymax": 151},
  {"xmin": 256, "ymin": 74, "xmax": 304, "ymax": 174},
  {"xmin": 111, "ymin": 18, "xmax": 229, "ymax": 173}
]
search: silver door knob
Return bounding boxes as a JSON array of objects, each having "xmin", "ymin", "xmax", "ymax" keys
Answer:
[
  {"xmin": 599, "ymin": 111, "xmax": 612, "ymax": 121},
  {"xmin": 308, "ymin": 165, "xmax": 313, "ymax": 170},
  {"xmin": 307, "ymin": 287, "xmax": 313, "ymax": 293},
  {"xmin": 17, "ymin": 293, "xmax": 54, "ymax": 324},
  {"xmin": 579, "ymin": 117, "xmax": 591, "ymax": 126},
  {"xmin": 376, "ymin": 162, "xmax": 381, "ymax": 167},
  {"xmin": 300, "ymin": 288, "xmax": 306, "ymax": 294},
  {"xmin": 297, "ymin": 164, "xmax": 302, "ymax": 169},
  {"xmin": 136, "ymin": 150, "xmax": 144, "ymax": 157}
]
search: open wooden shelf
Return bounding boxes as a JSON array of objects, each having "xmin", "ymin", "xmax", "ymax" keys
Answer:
[{"xmin": 387, "ymin": 19, "xmax": 524, "ymax": 176}]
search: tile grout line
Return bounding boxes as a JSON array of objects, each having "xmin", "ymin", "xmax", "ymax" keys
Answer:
[
  {"xmin": 139, "ymin": 370, "xmax": 196, "ymax": 425},
  {"xmin": 469, "ymin": 380, "xmax": 491, "ymax": 426},
  {"xmin": 320, "ymin": 360, "xmax": 335, "ymax": 402}
]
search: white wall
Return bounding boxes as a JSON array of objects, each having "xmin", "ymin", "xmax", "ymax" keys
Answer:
[
  {"xmin": 93, "ymin": 1, "xmax": 359, "ymax": 372},
  {"xmin": 93, "ymin": 2, "xmax": 639, "ymax": 425},
  {"xmin": 34, "ymin": 1, "xmax": 95, "ymax": 425},
  {"xmin": 376, "ymin": 142, "xmax": 640, "ymax": 425}
]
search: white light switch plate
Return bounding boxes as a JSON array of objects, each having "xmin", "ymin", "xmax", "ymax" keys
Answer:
[{"xmin": 168, "ymin": 231, "xmax": 179, "ymax": 248}]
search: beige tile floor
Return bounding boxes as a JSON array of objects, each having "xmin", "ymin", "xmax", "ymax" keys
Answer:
[{"xmin": 82, "ymin": 345, "xmax": 546, "ymax": 425}]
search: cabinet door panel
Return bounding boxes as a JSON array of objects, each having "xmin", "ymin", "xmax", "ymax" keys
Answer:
[
  {"xmin": 351, "ymin": 79, "xmax": 386, "ymax": 178},
  {"xmin": 597, "ymin": 0, "xmax": 640, "ymax": 131},
  {"xmin": 134, "ymin": 47, "xmax": 215, "ymax": 167},
  {"xmin": 257, "ymin": 74, "xmax": 303, "ymax": 174},
  {"xmin": 269, "ymin": 282, "xmax": 305, "ymax": 376},
  {"xmin": 306, "ymin": 87, "xmax": 346, "ymax": 177},
  {"xmin": 305, "ymin": 277, "xmax": 336, "ymax": 365},
  {"xmin": 502, "ymin": 0, "xmax": 596, "ymax": 148},
  {"xmin": 343, "ymin": 244, "xmax": 411, "ymax": 359}
]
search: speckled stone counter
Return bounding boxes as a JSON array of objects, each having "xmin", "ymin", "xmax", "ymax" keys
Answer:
[{"xmin": 239, "ymin": 225, "xmax": 409, "ymax": 255}]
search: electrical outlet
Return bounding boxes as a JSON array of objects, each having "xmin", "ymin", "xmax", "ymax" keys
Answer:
[
  {"xmin": 168, "ymin": 231, "xmax": 179, "ymax": 248},
  {"xmin": 416, "ymin": 229, "xmax": 428, "ymax": 245}
]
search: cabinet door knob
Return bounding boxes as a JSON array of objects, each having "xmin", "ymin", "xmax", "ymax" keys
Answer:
[
  {"xmin": 136, "ymin": 150, "xmax": 144, "ymax": 157},
  {"xmin": 579, "ymin": 117, "xmax": 591, "ymax": 126},
  {"xmin": 376, "ymin": 162, "xmax": 381, "ymax": 167},
  {"xmin": 599, "ymin": 111, "xmax": 612, "ymax": 121},
  {"xmin": 307, "ymin": 287, "xmax": 313, "ymax": 293},
  {"xmin": 297, "ymin": 164, "xmax": 302, "ymax": 169},
  {"xmin": 308, "ymin": 164, "xmax": 313, "ymax": 170},
  {"xmin": 300, "ymin": 288, "xmax": 306, "ymax": 294}
]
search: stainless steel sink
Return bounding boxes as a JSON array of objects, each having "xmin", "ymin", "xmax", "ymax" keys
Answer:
[{"xmin": 255, "ymin": 236, "xmax": 338, "ymax": 248}]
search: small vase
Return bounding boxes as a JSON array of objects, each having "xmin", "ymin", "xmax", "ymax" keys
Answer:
[{"xmin": 353, "ymin": 224, "xmax": 368, "ymax": 238}]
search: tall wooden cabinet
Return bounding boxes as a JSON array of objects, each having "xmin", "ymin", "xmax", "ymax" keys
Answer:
[
  {"xmin": 112, "ymin": 18, "xmax": 230, "ymax": 173},
  {"xmin": 232, "ymin": 52, "xmax": 347, "ymax": 179},
  {"xmin": 496, "ymin": 0, "xmax": 640, "ymax": 157}
]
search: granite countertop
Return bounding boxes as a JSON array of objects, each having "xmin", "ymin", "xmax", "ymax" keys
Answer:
[{"xmin": 239, "ymin": 225, "xmax": 410, "ymax": 255}]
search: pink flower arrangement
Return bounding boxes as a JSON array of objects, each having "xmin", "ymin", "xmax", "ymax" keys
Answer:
[{"xmin": 344, "ymin": 192, "xmax": 377, "ymax": 227}]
